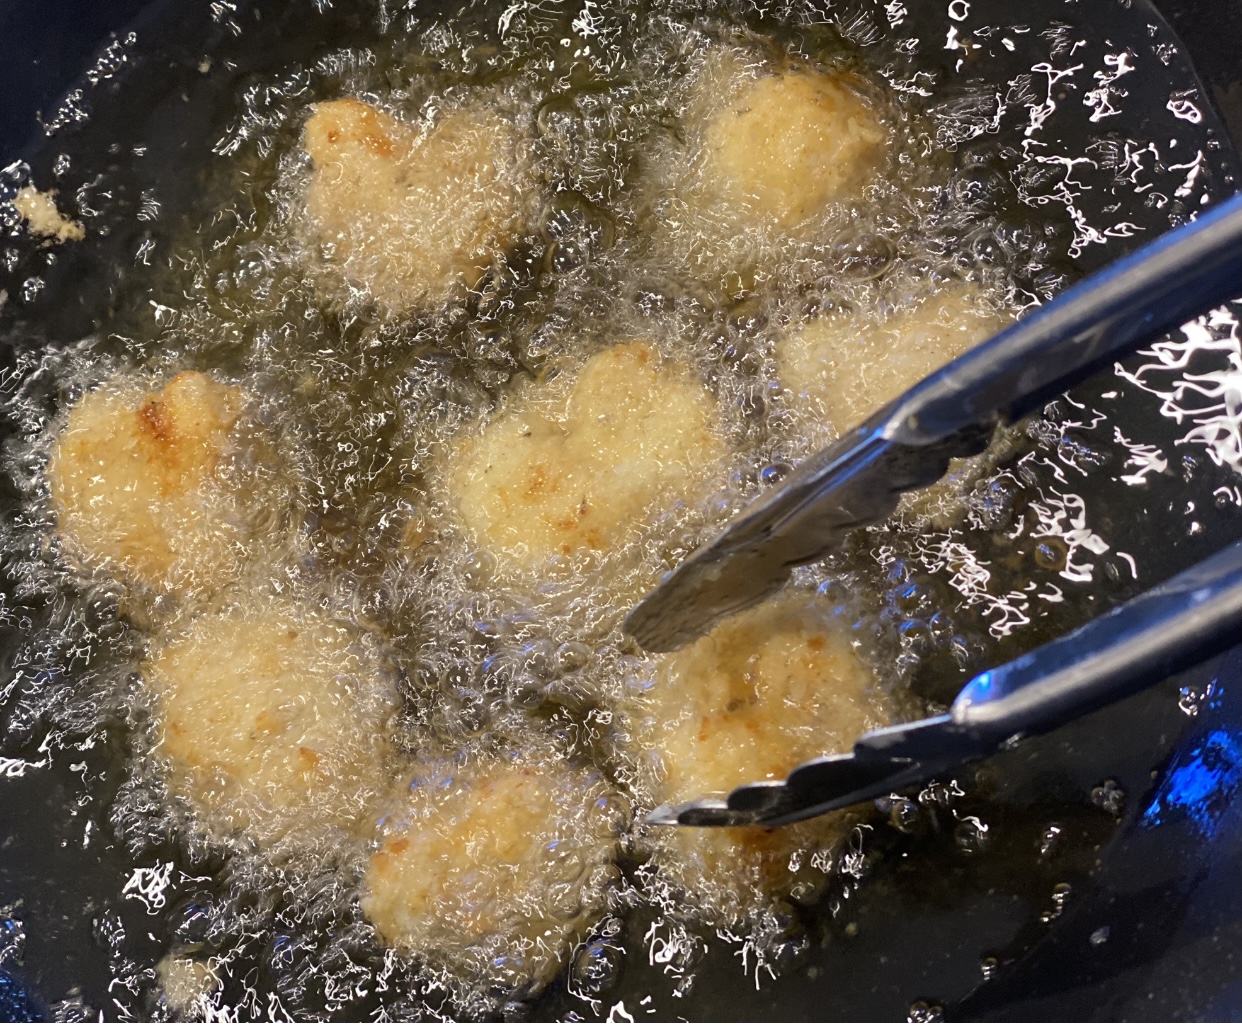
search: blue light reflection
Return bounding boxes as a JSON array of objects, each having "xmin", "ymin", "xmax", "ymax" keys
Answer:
[{"xmin": 1140, "ymin": 728, "xmax": 1242, "ymax": 838}]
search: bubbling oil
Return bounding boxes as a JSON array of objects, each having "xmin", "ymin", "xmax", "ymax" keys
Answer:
[{"xmin": 0, "ymin": 0, "xmax": 1208, "ymax": 1017}]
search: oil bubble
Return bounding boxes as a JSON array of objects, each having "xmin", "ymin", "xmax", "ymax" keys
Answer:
[
  {"xmin": 555, "ymin": 642, "xmax": 590, "ymax": 675},
  {"xmin": 0, "ymin": 917, "xmax": 26, "ymax": 965},
  {"xmin": 897, "ymin": 620, "xmax": 934, "ymax": 659},
  {"xmin": 954, "ymin": 816, "xmax": 989, "ymax": 854},
  {"xmin": 588, "ymin": 793, "xmax": 632, "ymax": 836},
  {"xmin": 1037, "ymin": 823, "xmax": 1063, "ymax": 861},
  {"xmin": 501, "ymin": 998, "xmax": 533, "ymax": 1022},
  {"xmin": 760, "ymin": 461, "xmax": 792, "ymax": 486},
  {"xmin": 507, "ymin": 677, "xmax": 546, "ymax": 710},
  {"xmin": 927, "ymin": 612, "xmax": 955, "ymax": 643},
  {"xmin": 462, "ymin": 549, "xmax": 497, "ymax": 587},
  {"xmin": 587, "ymin": 862, "xmax": 623, "ymax": 901},
  {"xmin": 907, "ymin": 998, "xmax": 945, "ymax": 1023},
  {"xmin": 516, "ymin": 639, "xmax": 557, "ymax": 679},
  {"xmin": 727, "ymin": 296, "xmax": 768, "ymax": 333},
  {"xmin": 1040, "ymin": 881, "xmax": 1073, "ymax": 922},
  {"xmin": 547, "ymin": 881, "xmax": 585, "ymax": 921},
  {"xmin": 542, "ymin": 840, "xmax": 585, "ymax": 885},
  {"xmin": 571, "ymin": 938, "xmax": 623, "ymax": 997},
  {"xmin": 738, "ymin": 383, "xmax": 767, "ymax": 419},
  {"xmin": 889, "ymin": 797, "xmax": 921, "ymax": 833},
  {"xmin": 542, "ymin": 192, "xmax": 615, "ymax": 275},
  {"xmin": 169, "ymin": 895, "xmax": 215, "ymax": 946},
  {"xmin": 834, "ymin": 232, "xmax": 897, "ymax": 280},
  {"xmin": 1033, "ymin": 537, "xmax": 1068, "ymax": 571},
  {"xmin": 1090, "ymin": 779, "xmax": 1126, "ymax": 818}
]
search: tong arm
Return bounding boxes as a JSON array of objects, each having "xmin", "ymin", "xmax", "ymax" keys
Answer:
[{"xmin": 627, "ymin": 192, "xmax": 1242, "ymax": 653}]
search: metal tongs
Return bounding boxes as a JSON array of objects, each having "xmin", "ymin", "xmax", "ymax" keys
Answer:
[{"xmin": 627, "ymin": 192, "xmax": 1242, "ymax": 828}]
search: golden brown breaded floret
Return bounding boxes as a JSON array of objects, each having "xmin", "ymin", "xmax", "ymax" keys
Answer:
[
  {"xmin": 143, "ymin": 599, "xmax": 398, "ymax": 849},
  {"xmin": 450, "ymin": 342, "xmax": 726, "ymax": 571},
  {"xmin": 641, "ymin": 51, "xmax": 887, "ymax": 292},
  {"xmin": 303, "ymin": 97, "xmax": 529, "ymax": 309},
  {"xmin": 778, "ymin": 285, "xmax": 1013, "ymax": 437},
  {"xmin": 48, "ymin": 371, "xmax": 267, "ymax": 596},
  {"xmin": 641, "ymin": 595, "xmax": 882, "ymax": 914},
  {"xmin": 362, "ymin": 758, "xmax": 624, "ymax": 990},
  {"xmin": 695, "ymin": 65, "xmax": 887, "ymax": 233}
]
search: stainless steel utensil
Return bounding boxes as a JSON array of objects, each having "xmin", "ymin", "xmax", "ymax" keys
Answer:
[
  {"xmin": 626, "ymin": 192, "xmax": 1242, "ymax": 652},
  {"xmin": 629, "ymin": 192, "xmax": 1242, "ymax": 827}
]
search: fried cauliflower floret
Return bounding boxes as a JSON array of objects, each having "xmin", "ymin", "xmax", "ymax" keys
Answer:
[
  {"xmin": 450, "ymin": 342, "xmax": 726, "ymax": 571},
  {"xmin": 143, "ymin": 599, "xmax": 398, "ymax": 849},
  {"xmin": 363, "ymin": 759, "xmax": 624, "ymax": 990},
  {"xmin": 642, "ymin": 51, "xmax": 887, "ymax": 291},
  {"xmin": 303, "ymin": 97, "xmax": 529, "ymax": 309},
  {"xmin": 643, "ymin": 595, "xmax": 882, "ymax": 915},
  {"xmin": 48, "ymin": 371, "xmax": 272, "ymax": 596},
  {"xmin": 778, "ymin": 285, "xmax": 1013, "ymax": 436},
  {"xmin": 694, "ymin": 64, "xmax": 887, "ymax": 233}
]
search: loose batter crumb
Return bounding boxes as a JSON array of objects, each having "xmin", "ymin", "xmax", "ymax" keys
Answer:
[{"xmin": 12, "ymin": 185, "xmax": 85, "ymax": 242}]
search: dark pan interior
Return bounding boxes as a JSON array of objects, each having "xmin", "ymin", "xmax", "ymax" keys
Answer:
[{"xmin": 0, "ymin": 0, "xmax": 1241, "ymax": 1020}]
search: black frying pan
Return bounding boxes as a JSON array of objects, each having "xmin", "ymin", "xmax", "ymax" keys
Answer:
[{"xmin": 0, "ymin": 0, "xmax": 1240, "ymax": 1020}]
